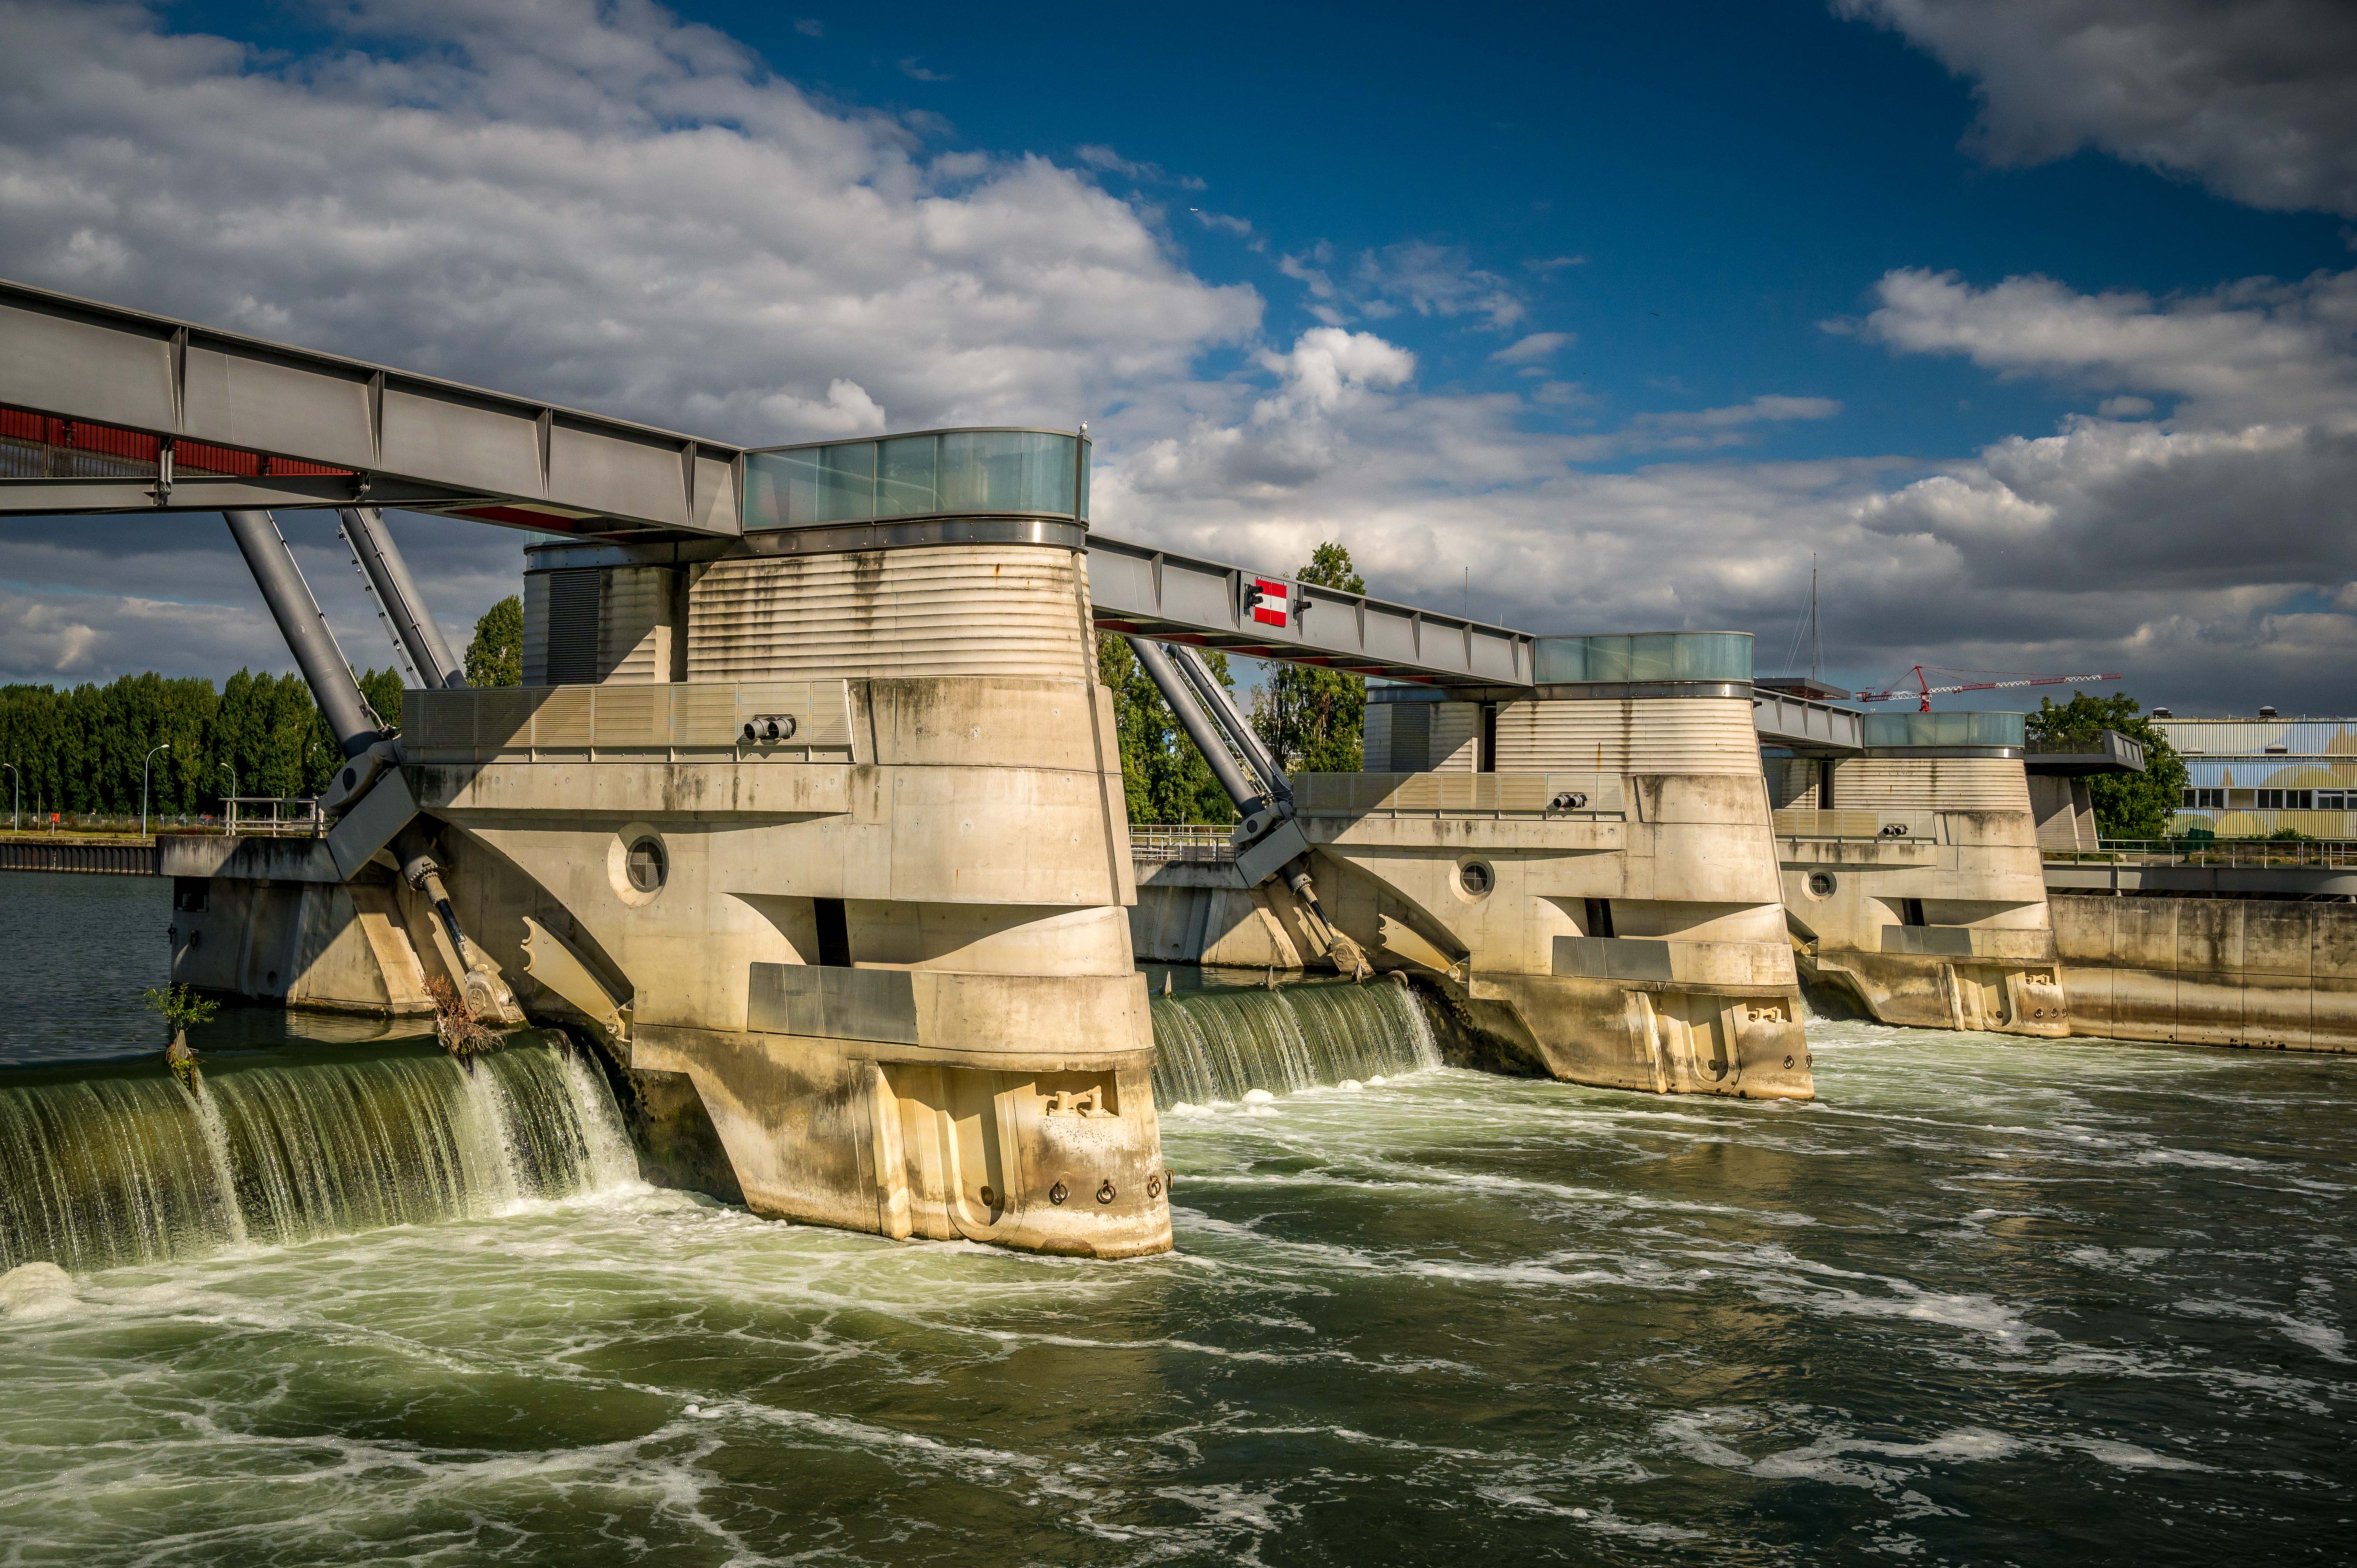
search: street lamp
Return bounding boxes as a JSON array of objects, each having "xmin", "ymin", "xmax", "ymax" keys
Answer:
[
  {"xmin": 142, "ymin": 743, "xmax": 170, "ymax": 839},
  {"xmin": 1, "ymin": 763, "xmax": 16, "ymax": 833}
]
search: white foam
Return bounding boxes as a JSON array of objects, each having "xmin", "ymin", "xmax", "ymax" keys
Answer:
[
  {"xmin": 0, "ymin": 1261, "xmax": 75, "ymax": 1321},
  {"xmin": 1242, "ymin": 1088, "xmax": 1276, "ymax": 1105}
]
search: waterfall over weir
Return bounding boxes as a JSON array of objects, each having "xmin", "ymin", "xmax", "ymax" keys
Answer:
[
  {"xmin": 0, "ymin": 1034, "xmax": 636, "ymax": 1273},
  {"xmin": 1150, "ymin": 975, "xmax": 1443, "ymax": 1106}
]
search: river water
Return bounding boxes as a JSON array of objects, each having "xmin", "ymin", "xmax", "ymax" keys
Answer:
[{"xmin": 1, "ymin": 870, "xmax": 2352, "ymax": 1564}]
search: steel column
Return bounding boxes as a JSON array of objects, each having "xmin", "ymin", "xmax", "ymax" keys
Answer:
[
  {"xmin": 339, "ymin": 507, "xmax": 465, "ymax": 689},
  {"xmin": 224, "ymin": 509, "xmax": 378, "ymax": 757},
  {"xmin": 1124, "ymin": 636, "xmax": 1264, "ymax": 818}
]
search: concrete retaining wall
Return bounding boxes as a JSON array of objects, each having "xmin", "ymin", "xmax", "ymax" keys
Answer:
[
  {"xmin": 0, "ymin": 839, "xmax": 158, "ymax": 875},
  {"xmin": 2054, "ymin": 894, "xmax": 2357, "ymax": 1052}
]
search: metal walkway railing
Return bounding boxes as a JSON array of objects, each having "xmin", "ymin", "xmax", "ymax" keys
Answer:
[
  {"xmin": 2044, "ymin": 838, "xmax": 2357, "ymax": 870},
  {"xmin": 1130, "ymin": 826, "xmax": 1236, "ymax": 863}
]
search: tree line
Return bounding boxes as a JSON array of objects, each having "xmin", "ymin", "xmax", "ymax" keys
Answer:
[{"xmin": 0, "ymin": 599, "xmax": 523, "ymax": 824}]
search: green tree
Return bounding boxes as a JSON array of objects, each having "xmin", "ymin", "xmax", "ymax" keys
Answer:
[
  {"xmin": 357, "ymin": 667, "xmax": 405, "ymax": 732},
  {"xmin": 2026, "ymin": 691, "xmax": 2189, "ymax": 840},
  {"xmin": 466, "ymin": 596, "xmax": 524, "ymax": 687},
  {"xmin": 1096, "ymin": 633, "xmax": 1239, "ymax": 825},
  {"xmin": 1249, "ymin": 542, "xmax": 1366, "ymax": 773}
]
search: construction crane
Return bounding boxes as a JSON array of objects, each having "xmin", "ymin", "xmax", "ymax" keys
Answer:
[{"xmin": 1853, "ymin": 665, "xmax": 2125, "ymax": 713}]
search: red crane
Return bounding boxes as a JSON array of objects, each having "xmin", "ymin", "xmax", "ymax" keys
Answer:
[{"xmin": 1853, "ymin": 665, "xmax": 2125, "ymax": 713}]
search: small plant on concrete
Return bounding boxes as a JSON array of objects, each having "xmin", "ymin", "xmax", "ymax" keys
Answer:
[
  {"xmin": 426, "ymin": 975, "xmax": 499, "ymax": 1057},
  {"xmin": 143, "ymin": 985, "xmax": 217, "ymax": 1091}
]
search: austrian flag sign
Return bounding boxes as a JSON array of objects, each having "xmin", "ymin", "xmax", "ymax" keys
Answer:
[{"xmin": 1248, "ymin": 577, "xmax": 1291, "ymax": 628}]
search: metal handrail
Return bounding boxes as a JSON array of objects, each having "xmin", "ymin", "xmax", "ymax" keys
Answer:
[
  {"xmin": 2044, "ymin": 837, "xmax": 2357, "ymax": 869},
  {"xmin": 1130, "ymin": 825, "xmax": 1237, "ymax": 863},
  {"xmin": 222, "ymin": 796, "xmax": 325, "ymax": 838}
]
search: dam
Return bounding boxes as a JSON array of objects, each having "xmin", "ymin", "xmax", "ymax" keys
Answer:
[
  {"xmin": 2, "ymin": 278, "xmax": 2351, "ymax": 1565},
  {"xmin": 2, "ymin": 271, "xmax": 2352, "ymax": 1278}
]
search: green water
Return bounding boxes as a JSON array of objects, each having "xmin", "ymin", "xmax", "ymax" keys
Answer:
[{"xmin": 2, "ymin": 873, "xmax": 2353, "ymax": 1563}]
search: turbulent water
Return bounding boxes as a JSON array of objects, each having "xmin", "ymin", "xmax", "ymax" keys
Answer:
[
  {"xmin": 0, "ymin": 1035, "xmax": 637, "ymax": 1271},
  {"xmin": 2, "ymin": 876, "xmax": 2354, "ymax": 1564},
  {"xmin": 1148, "ymin": 970, "xmax": 1442, "ymax": 1105}
]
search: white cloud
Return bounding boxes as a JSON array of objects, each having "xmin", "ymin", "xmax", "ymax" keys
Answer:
[
  {"xmin": 1189, "ymin": 209, "xmax": 1254, "ymax": 238},
  {"xmin": 0, "ymin": 0, "xmax": 1258, "ymax": 445},
  {"xmin": 1096, "ymin": 273, "xmax": 2357, "ymax": 708},
  {"xmin": 0, "ymin": 0, "xmax": 1259, "ymax": 682},
  {"xmin": 1837, "ymin": 0, "xmax": 2357, "ymax": 215},
  {"xmin": 1078, "ymin": 143, "xmax": 1207, "ymax": 191},
  {"xmin": 0, "ymin": 0, "xmax": 2349, "ymax": 712},
  {"xmin": 1351, "ymin": 242, "xmax": 1526, "ymax": 330},
  {"xmin": 1637, "ymin": 394, "xmax": 1843, "ymax": 436},
  {"xmin": 1276, "ymin": 239, "xmax": 1528, "ymax": 332},
  {"xmin": 898, "ymin": 57, "xmax": 951, "ymax": 82},
  {"xmin": 1490, "ymin": 332, "xmax": 1572, "ymax": 364},
  {"xmin": 1847, "ymin": 267, "xmax": 2357, "ymax": 429}
]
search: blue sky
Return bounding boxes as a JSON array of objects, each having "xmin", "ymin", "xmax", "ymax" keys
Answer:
[
  {"xmin": 664, "ymin": 0, "xmax": 2343, "ymax": 458},
  {"xmin": 3, "ymin": 0, "xmax": 2355, "ymax": 708}
]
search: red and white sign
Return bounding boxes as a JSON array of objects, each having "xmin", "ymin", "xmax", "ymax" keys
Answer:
[{"xmin": 1249, "ymin": 577, "xmax": 1290, "ymax": 627}]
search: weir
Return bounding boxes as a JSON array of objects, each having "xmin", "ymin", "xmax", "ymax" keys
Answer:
[
  {"xmin": 1148, "ymin": 975, "xmax": 1442, "ymax": 1107},
  {"xmin": 0, "ymin": 1033, "xmax": 632, "ymax": 1273}
]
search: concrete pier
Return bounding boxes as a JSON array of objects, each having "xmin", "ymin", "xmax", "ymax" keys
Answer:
[
  {"xmin": 172, "ymin": 429, "xmax": 1172, "ymax": 1259},
  {"xmin": 1769, "ymin": 711, "xmax": 2066, "ymax": 1035},
  {"xmin": 1136, "ymin": 633, "xmax": 1812, "ymax": 1100}
]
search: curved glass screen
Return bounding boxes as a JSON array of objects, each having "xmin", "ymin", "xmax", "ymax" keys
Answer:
[
  {"xmin": 1861, "ymin": 711, "xmax": 2026, "ymax": 748},
  {"xmin": 744, "ymin": 430, "xmax": 1085, "ymax": 529},
  {"xmin": 1535, "ymin": 632, "xmax": 1752, "ymax": 684}
]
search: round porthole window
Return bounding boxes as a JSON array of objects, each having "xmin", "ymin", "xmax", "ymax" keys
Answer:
[
  {"xmin": 1806, "ymin": 870, "xmax": 1836, "ymax": 899},
  {"xmin": 1458, "ymin": 860, "xmax": 1494, "ymax": 898},
  {"xmin": 625, "ymin": 836, "xmax": 667, "ymax": 895}
]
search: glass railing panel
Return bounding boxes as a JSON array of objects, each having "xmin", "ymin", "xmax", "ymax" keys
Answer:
[
  {"xmin": 744, "ymin": 430, "xmax": 1087, "ymax": 528},
  {"xmin": 811, "ymin": 440, "xmax": 877, "ymax": 522},
  {"xmin": 1534, "ymin": 632, "xmax": 1752, "ymax": 684},
  {"xmin": 942, "ymin": 430, "xmax": 1076, "ymax": 514},
  {"xmin": 1861, "ymin": 711, "xmax": 2027, "ymax": 748},
  {"xmin": 876, "ymin": 434, "xmax": 940, "ymax": 519}
]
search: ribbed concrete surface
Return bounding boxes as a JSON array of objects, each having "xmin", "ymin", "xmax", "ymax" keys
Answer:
[
  {"xmin": 1828, "ymin": 758, "xmax": 2032, "ymax": 812},
  {"xmin": 1492, "ymin": 697, "xmax": 1760, "ymax": 775},
  {"xmin": 688, "ymin": 546, "xmax": 1090, "ymax": 683}
]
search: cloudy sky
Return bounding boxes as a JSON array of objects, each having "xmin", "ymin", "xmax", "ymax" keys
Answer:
[{"xmin": 2, "ymin": 0, "xmax": 2353, "ymax": 711}]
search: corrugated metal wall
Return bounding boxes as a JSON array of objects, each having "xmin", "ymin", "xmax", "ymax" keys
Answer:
[
  {"xmin": 1364, "ymin": 703, "xmax": 1396, "ymax": 770},
  {"xmin": 520, "ymin": 569, "xmax": 550, "ymax": 686},
  {"xmin": 1827, "ymin": 757, "xmax": 2030, "ymax": 812},
  {"xmin": 688, "ymin": 546, "xmax": 1090, "ymax": 682},
  {"xmin": 599, "ymin": 565, "xmax": 673, "ymax": 685},
  {"xmin": 543, "ymin": 569, "xmax": 601, "ymax": 685},
  {"xmin": 1770, "ymin": 758, "xmax": 1820, "ymax": 807},
  {"xmin": 1364, "ymin": 702, "xmax": 1480, "ymax": 771},
  {"xmin": 2157, "ymin": 718, "xmax": 2357, "ymax": 756},
  {"xmin": 1492, "ymin": 697, "xmax": 1760, "ymax": 775},
  {"xmin": 1430, "ymin": 703, "xmax": 1479, "ymax": 772}
]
